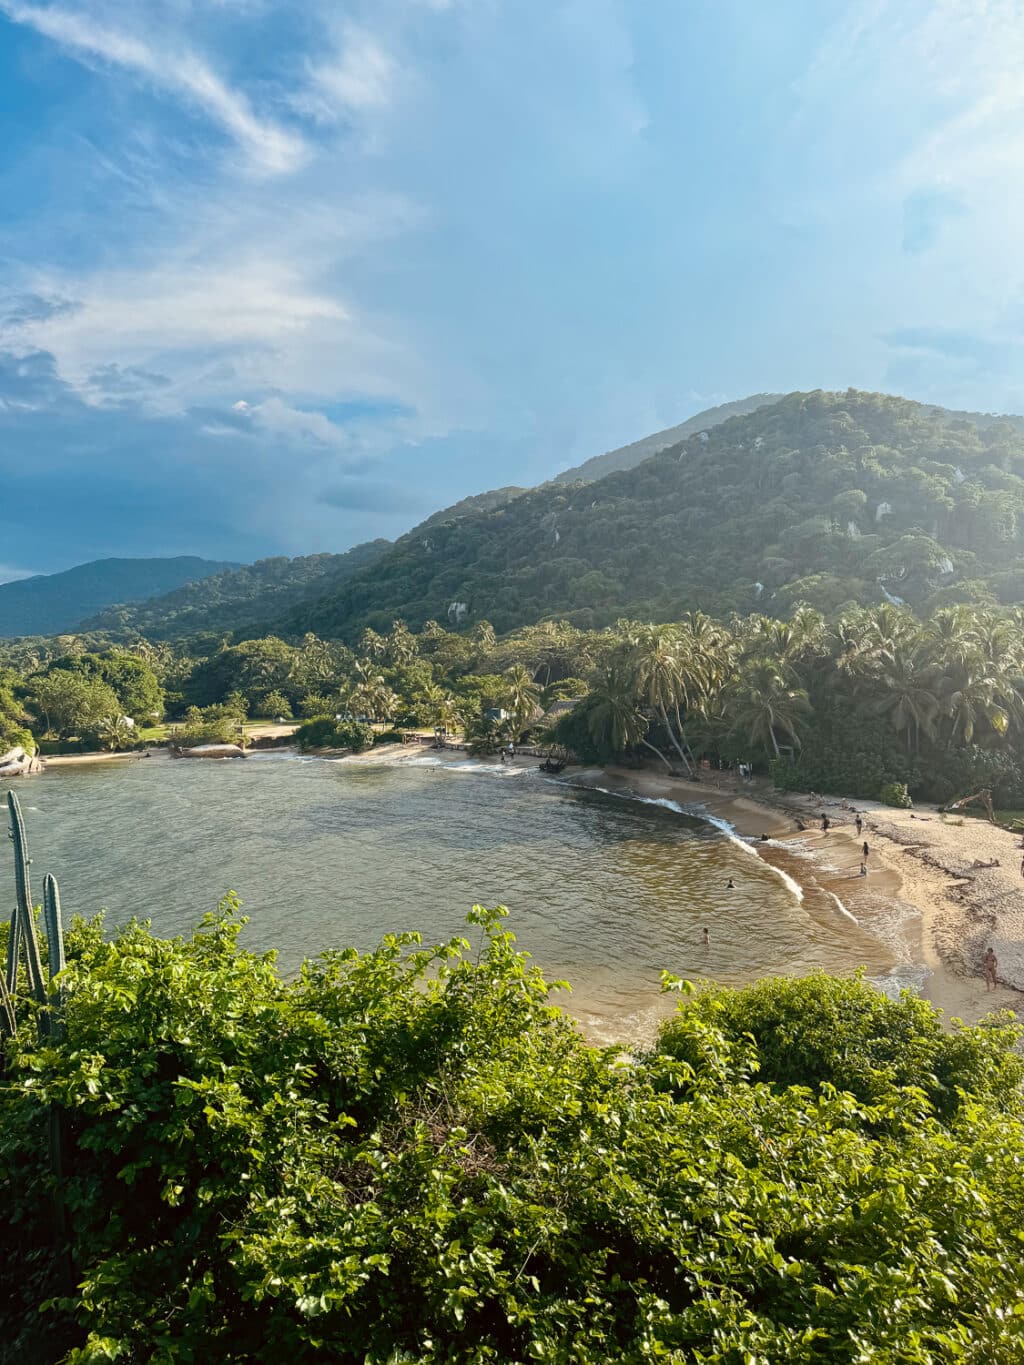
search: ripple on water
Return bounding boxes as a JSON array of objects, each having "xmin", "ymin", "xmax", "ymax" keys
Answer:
[{"xmin": 13, "ymin": 757, "xmax": 910, "ymax": 1040}]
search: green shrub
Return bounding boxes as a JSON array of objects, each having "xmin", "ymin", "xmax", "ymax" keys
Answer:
[
  {"xmin": 294, "ymin": 717, "xmax": 373, "ymax": 753},
  {"xmin": 174, "ymin": 706, "xmax": 242, "ymax": 749},
  {"xmin": 373, "ymin": 728, "xmax": 405, "ymax": 746},
  {"xmin": 260, "ymin": 689, "xmax": 293, "ymax": 720},
  {"xmin": 880, "ymin": 780, "xmax": 912, "ymax": 807},
  {"xmin": 3, "ymin": 912, "xmax": 1024, "ymax": 1361},
  {"xmin": 768, "ymin": 711, "xmax": 920, "ymax": 799}
]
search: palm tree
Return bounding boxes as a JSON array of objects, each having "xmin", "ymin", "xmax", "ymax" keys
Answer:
[
  {"xmin": 586, "ymin": 672, "xmax": 648, "ymax": 757},
  {"xmin": 868, "ymin": 644, "xmax": 940, "ymax": 753},
  {"xmin": 97, "ymin": 714, "xmax": 135, "ymax": 752},
  {"xmin": 726, "ymin": 663, "xmax": 810, "ymax": 758},
  {"xmin": 418, "ymin": 684, "xmax": 463, "ymax": 736},
  {"xmin": 501, "ymin": 664, "xmax": 541, "ymax": 739},
  {"xmin": 619, "ymin": 623, "xmax": 696, "ymax": 775}
]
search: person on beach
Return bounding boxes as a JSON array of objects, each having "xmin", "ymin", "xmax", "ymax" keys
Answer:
[
  {"xmin": 859, "ymin": 862, "xmax": 867, "ymax": 877},
  {"xmin": 862, "ymin": 840, "xmax": 869, "ymax": 861},
  {"xmin": 499, "ymin": 748, "xmax": 505, "ymax": 763},
  {"xmin": 854, "ymin": 813, "xmax": 863, "ymax": 837},
  {"xmin": 983, "ymin": 946, "xmax": 998, "ymax": 990},
  {"xmin": 702, "ymin": 927, "xmax": 710, "ymax": 947},
  {"xmin": 820, "ymin": 813, "xmax": 830, "ymax": 832}
]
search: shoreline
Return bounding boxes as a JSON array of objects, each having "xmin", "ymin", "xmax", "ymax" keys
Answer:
[
  {"xmin": 579, "ymin": 764, "xmax": 1024, "ymax": 1023},
  {"xmin": 373, "ymin": 744, "xmax": 1024, "ymax": 1024},
  {"xmin": 29, "ymin": 740, "xmax": 1024, "ymax": 1026}
]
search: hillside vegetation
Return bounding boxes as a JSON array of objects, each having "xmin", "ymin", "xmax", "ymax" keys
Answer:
[
  {"xmin": 281, "ymin": 391, "xmax": 1024, "ymax": 639},
  {"xmin": 552, "ymin": 392, "xmax": 783, "ymax": 484},
  {"xmin": 0, "ymin": 557, "xmax": 237, "ymax": 638},
  {"xmin": 84, "ymin": 541, "xmax": 391, "ymax": 640}
]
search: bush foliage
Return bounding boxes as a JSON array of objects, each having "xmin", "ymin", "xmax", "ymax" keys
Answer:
[
  {"xmin": 2, "ymin": 908, "xmax": 1024, "ymax": 1363},
  {"xmin": 294, "ymin": 716, "xmax": 374, "ymax": 753}
]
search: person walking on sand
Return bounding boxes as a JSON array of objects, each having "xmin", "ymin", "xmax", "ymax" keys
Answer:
[
  {"xmin": 821, "ymin": 813, "xmax": 830, "ymax": 832},
  {"xmin": 854, "ymin": 812, "xmax": 863, "ymax": 837},
  {"xmin": 983, "ymin": 946, "xmax": 998, "ymax": 990},
  {"xmin": 862, "ymin": 840, "xmax": 869, "ymax": 862}
]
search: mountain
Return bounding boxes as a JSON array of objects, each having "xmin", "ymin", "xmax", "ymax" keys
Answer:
[
  {"xmin": 552, "ymin": 394, "xmax": 784, "ymax": 484},
  {"xmin": 83, "ymin": 540, "xmax": 392, "ymax": 639},
  {"xmin": 405, "ymin": 399, "xmax": 783, "ymax": 538},
  {"xmin": 277, "ymin": 390, "xmax": 1024, "ymax": 639},
  {"xmin": 411, "ymin": 487, "xmax": 528, "ymax": 534},
  {"xmin": 0, "ymin": 557, "xmax": 238, "ymax": 638}
]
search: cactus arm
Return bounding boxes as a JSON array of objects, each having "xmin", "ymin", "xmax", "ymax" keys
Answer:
[
  {"xmin": 4, "ymin": 907, "xmax": 18, "ymax": 996},
  {"xmin": 7, "ymin": 791, "xmax": 46, "ymax": 1004},
  {"xmin": 0, "ymin": 965, "xmax": 15, "ymax": 1037},
  {"xmin": 42, "ymin": 873, "xmax": 66, "ymax": 1040}
]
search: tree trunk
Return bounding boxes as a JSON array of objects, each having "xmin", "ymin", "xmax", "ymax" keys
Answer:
[
  {"xmin": 658, "ymin": 702, "xmax": 694, "ymax": 776},
  {"xmin": 640, "ymin": 737, "xmax": 673, "ymax": 771}
]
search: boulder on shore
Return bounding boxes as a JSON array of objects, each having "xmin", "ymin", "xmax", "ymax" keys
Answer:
[
  {"xmin": 177, "ymin": 744, "xmax": 247, "ymax": 759},
  {"xmin": 0, "ymin": 746, "xmax": 43, "ymax": 778}
]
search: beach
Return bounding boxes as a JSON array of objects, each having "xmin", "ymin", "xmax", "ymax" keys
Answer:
[
  {"xmin": 25, "ymin": 737, "xmax": 1024, "ymax": 1026},
  {"xmin": 371, "ymin": 743, "xmax": 1024, "ymax": 1025}
]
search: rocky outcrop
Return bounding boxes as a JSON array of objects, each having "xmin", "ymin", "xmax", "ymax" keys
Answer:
[{"xmin": 0, "ymin": 746, "xmax": 43, "ymax": 778}]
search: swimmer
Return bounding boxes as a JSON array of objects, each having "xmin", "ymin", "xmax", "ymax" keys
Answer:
[{"xmin": 726, "ymin": 878, "xmax": 735, "ymax": 889}]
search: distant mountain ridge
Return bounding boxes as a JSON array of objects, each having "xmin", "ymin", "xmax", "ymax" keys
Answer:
[
  {"xmin": 83, "ymin": 541, "xmax": 392, "ymax": 640},
  {"xmin": 0, "ymin": 557, "xmax": 238, "ymax": 638}
]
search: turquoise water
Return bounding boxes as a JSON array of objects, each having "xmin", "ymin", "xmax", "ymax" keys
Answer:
[{"xmin": 6, "ymin": 753, "xmax": 908, "ymax": 1042}]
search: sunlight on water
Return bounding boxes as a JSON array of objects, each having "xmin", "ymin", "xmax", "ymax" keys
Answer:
[{"xmin": 7, "ymin": 756, "xmax": 912, "ymax": 1043}]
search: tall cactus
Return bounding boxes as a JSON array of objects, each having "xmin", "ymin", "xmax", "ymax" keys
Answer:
[
  {"xmin": 42, "ymin": 873, "xmax": 66, "ymax": 1041},
  {"xmin": 8, "ymin": 790, "xmax": 47, "ymax": 1006}
]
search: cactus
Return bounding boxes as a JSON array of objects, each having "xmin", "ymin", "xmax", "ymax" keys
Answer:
[
  {"xmin": 0, "ymin": 964, "xmax": 15, "ymax": 1037},
  {"xmin": 7, "ymin": 790, "xmax": 46, "ymax": 1006},
  {"xmin": 42, "ymin": 873, "xmax": 66, "ymax": 1041},
  {"xmin": 4, "ymin": 906, "xmax": 18, "ymax": 997}
]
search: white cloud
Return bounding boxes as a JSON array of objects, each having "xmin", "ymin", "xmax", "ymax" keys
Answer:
[
  {"xmin": 294, "ymin": 24, "xmax": 397, "ymax": 125},
  {"xmin": 0, "ymin": 1, "xmax": 307, "ymax": 174}
]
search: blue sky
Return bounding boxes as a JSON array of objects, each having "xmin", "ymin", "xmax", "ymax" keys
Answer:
[{"xmin": 0, "ymin": 0, "xmax": 1021, "ymax": 579}]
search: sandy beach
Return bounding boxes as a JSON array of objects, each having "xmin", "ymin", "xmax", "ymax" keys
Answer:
[
  {"xmin": 372, "ymin": 743, "xmax": 1024, "ymax": 1025},
  {"xmin": 27, "ymin": 736, "xmax": 1024, "ymax": 1025}
]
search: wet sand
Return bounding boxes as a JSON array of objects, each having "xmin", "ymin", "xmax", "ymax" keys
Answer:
[{"xmin": 373, "ymin": 745, "xmax": 1022, "ymax": 1025}]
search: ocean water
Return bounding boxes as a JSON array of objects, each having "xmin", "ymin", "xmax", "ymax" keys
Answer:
[{"xmin": 6, "ymin": 754, "xmax": 913, "ymax": 1043}]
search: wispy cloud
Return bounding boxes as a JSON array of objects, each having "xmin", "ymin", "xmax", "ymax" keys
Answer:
[
  {"xmin": 296, "ymin": 24, "xmax": 397, "ymax": 125},
  {"xmin": 0, "ymin": 1, "xmax": 307, "ymax": 174}
]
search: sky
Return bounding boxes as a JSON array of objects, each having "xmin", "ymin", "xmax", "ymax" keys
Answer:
[{"xmin": 1, "ymin": 0, "xmax": 1023, "ymax": 580}]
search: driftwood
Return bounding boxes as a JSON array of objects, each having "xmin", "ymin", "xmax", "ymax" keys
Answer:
[{"xmin": 0, "ymin": 746, "xmax": 43, "ymax": 778}]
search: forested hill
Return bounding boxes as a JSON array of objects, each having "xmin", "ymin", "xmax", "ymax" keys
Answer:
[
  {"xmin": 553, "ymin": 393, "xmax": 783, "ymax": 485},
  {"xmin": 0, "ymin": 557, "xmax": 237, "ymax": 638},
  {"xmin": 279, "ymin": 390, "xmax": 1024, "ymax": 638},
  {"xmin": 83, "ymin": 540, "xmax": 391, "ymax": 639}
]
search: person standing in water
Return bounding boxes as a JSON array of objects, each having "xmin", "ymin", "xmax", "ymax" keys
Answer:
[
  {"xmin": 702, "ymin": 927, "xmax": 710, "ymax": 947},
  {"xmin": 854, "ymin": 812, "xmax": 863, "ymax": 837},
  {"xmin": 983, "ymin": 946, "xmax": 999, "ymax": 990},
  {"xmin": 821, "ymin": 813, "xmax": 830, "ymax": 832},
  {"xmin": 862, "ymin": 840, "xmax": 869, "ymax": 862},
  {"xmin": 726, "ymin": 878, "xmax": 735, "ymax": 889}
]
